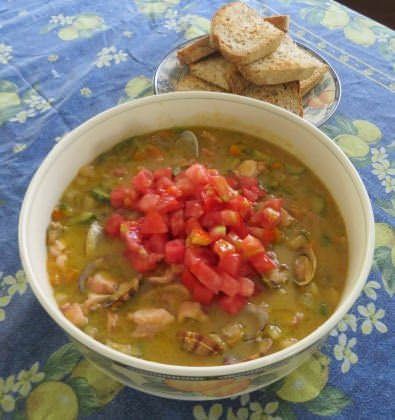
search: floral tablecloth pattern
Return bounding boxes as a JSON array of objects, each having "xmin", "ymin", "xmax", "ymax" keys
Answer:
[{"xmin": 0, "ymin": 0, "xmax": 394, "ymax": 419}]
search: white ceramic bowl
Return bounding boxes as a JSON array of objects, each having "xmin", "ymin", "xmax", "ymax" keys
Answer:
[{"xmin": 19, "ymin": 92, "xmax": 374, "ymax": 400}]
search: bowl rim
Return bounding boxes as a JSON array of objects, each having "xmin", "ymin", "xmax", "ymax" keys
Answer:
[{"xmin": 19, "ymin": 91, "xmax": 375, "ymax": 378}]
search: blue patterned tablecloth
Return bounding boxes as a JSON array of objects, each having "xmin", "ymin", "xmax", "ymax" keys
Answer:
[{"xmin": 0, "ymin": 1, "xmax": 394, "ymax": 419}]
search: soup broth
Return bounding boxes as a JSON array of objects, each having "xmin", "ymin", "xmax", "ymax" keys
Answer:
[{"xmin": 47, "ymin": 128, "xmax": 347, "ymax": 366}]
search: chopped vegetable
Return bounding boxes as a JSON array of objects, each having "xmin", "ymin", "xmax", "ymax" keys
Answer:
[
  {"xmin": 68, "ymin": 212, "xmax": 96, "ymax": 225},
  {"xmin": 91, "ymin": 187, "xmax": 110, "ymax": 202}
]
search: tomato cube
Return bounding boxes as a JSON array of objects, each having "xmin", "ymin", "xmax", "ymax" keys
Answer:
[
  {"xmin": 201, "ymin": 211, "xmax": 222, "ymax": 229},
  {"xmin": 175, "ymin": 175, "xmax": 195, "ymax": 196},
  {"xmin": 110, "ymin": 186, "xmax": 137, "ymax": 209},
  {"xmin": 263, "ymin": 198, "xmax": 283, "ymax": 211},
  {"xmin": 218, "ymin": 294, "xmax": 247, "ymax": 315},
  {"xmin": 228, "ymin": 195, "xmax": 251, "ymax": 218},
  {"xmin": 213, "ymin": 239, "xmax": 235, "ymax": 257},
  {"xmin": 156, "ymin": 195, "xmax": 181, "ymax": 214},
  {"xmin": 190, "ymin": 261, "xmax": 222, "ymax": 293},
  {"xmin": 132, "ymin": 169, "xmax": 153, "ymax": 193},
  {"xmin": 210, "ymin": 176, "xmax": 237, "ymax": 202},
  {"xmin": 137, "ymin": 193, "xmax": 160, "ymax": 213},
  {"xmin": 165, "ymin": 239, "xmax": 185, "ymax": 264},
  {"xmin": 185, "ymin": 200, "xmax": 204, "ymax": 218},
  {"xmin": 189, "ymin": 228, "xmax": 212, "ymax": 246},
  {"xmin": 181, "ymin": 270, "xmax": 214, "ymax": 305},
  {"xmin": 140, "ymin": 212, "xmax": 168, "ymax": 234},
  {"xmin": 240, "ymin": 234, "xmax": 265, "ymax": 258},
  {"xmin": 218, "ymin": 253, "xmax": 242, "ymax": 277},
  {"xmin": 185, "ymin": 218, "xmax": 201, "ymax": 235},
  {"xmin": 218, "ymin": 271, "xmax": 240, "ymax": 297},
  {"xmin": 145, "ymin": 234, "xmax": 167, "ymax": 254},
  {"xmin": 209, "ymin": 225, "xmax": 227, "ymax": 241},
  {"xmin": 185, "ymin": 164, "xmax": 209, "ymax": 185},
  {"xmin": 221, "ymin": 210, "xmax": 241, "ymax": 227},
  {"xmin": 248, "ymin": 227, "xmax": 277, "ymax": 246},
  {"xmin": 250, "ymin": 252, "xmax": 277, "ymax": 274},
  {"xmin": 170, "ymin": 209, "xmax": 185, "ymax": 237},
  {"xmin": 200, "ymin": 189, "xmax": 223, "ymax": 212},
  {"xmin": 104, "ymin": 213, "xmax": 125, "ymax": 237}
]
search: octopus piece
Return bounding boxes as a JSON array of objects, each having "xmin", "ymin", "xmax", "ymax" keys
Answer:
[
  {"xmin": 146, "ymin": 265, "xmax": 182, "ymax": 285},
  {"xmin": 263, "ymin": 265, "xmax": 289, "ymax": 288},
  {"xmin": 87, "ymin": 272, "xmax": 117, "ymax": 294},
  {"xmin": 61, "ymin": 303, "xmax": 88, "ymax": 327},
  {"xmin": 177, "ymin": 301, "xmax": 208, "ymax": 323},
  {"xmin": 246, "ymin": 338, "xmax": 273, "ymax": 361},
  {"xmin": 177, "ymin": 331, "xmax": 224, "ymax": 356},
  {"xmin": 106, "ymin": 311, "xmax": 119, "ymax": 332},
  {"xmin": 128, "ymin": 308, "xmax": 175, "ymax": 338},
  {"xmin": 103, "ymin": 278, "xmax": 140, "ymax": 309},
  {"xmin": 246, "ymin": 302, "xmax": 269, "ymax": 328},
  {"xmin": 83, "ymin": 293, "xmax": 111, "ymax": 312},
  {"xmin": 236, "ymin": 160, "xmax": 258, "ymax": 177},
  {"xmin": 55, "ymin": 254, "xmax": 68, "ymax": 270}
]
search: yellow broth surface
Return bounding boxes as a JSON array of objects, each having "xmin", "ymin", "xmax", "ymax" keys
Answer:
[{"xmin": 47, "ymin": 128, "xmax": 347, "ymax": 366}]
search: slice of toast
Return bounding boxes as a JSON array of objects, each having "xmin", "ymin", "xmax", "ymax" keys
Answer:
[
  {"xmin": 189, "ymin": 54, "xmax": 237, "ymax": 91},
  {"xmin": 300, "ymin": 64, "xmax": 328, "ymax": 96},
  {"xmin": 178, "ymin": 15, "xmax": 290, "ymax": 65},
  {"xmin": 176, "ymin": 74, "xmax": 223, "ymax": 92},
  {"xmin": 211, "ymin": 2, "xmax": 285, "ymax": 65},
  {"xmin": 177, "ymin": 37, "xmax": 217, "ymax": 65},
  {"xmin": 242, "ymin": 81, "xmax": 303, "ymax": 117},
  {"xmin": 238, "ymin": 35, "xmax": 321, "ymax": 85}
]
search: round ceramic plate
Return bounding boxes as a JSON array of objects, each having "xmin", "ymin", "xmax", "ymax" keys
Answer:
[{"xmin": 154, "ymin": 37, "xmax": 341, "ymax": 127}]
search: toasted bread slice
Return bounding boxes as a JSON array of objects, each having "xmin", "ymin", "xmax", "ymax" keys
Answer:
[
  {"xmin": 177, "ymin": 37, "xmax": 216, "ymax": 65},
  {"xmin": 238, "ymin": 35, "xmax": 321, "ymax": 85},
  {"xmin": 189, "ymin": 54, "xmax": 238, "ymax": 91},
  {"xmin": 300, "ymin": 64, "xmax": 328, "ymax": 96},
  {"xmin": 243, "ymin": 81, "xmax": 303, "ymax": 117},
  {"xmin": 178, "ymin": 15, "xmax": 289, "ymax": 65},
  {"xmin": 211, "ymin": 2, "xmax": 284, "ymax": 65},
  {"xmin": 176, "ymin": 74, "xmax": 223, "ymax": 92}
]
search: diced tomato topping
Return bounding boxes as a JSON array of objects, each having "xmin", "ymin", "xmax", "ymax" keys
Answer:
[
  {"xmin": 104, "ymin": 213, "xmax": 125, "ymax": 237},
  {"xmin": 132, "ymin": 169, "xmax": 153, "ymax": 193},
  {"xmin": 240, "ymin": 234, "xmax": 265, "ymax": 258},
  {"xmin": 228, "ymin": 195, "xmax": 251, "ymax": 218},
  {"xmin": 137, "ymin": 193, "xmax": 160, "ymax": 213},
  {"xmin": 145, "ymin": 234, "xmax": 167, "ymax": 254},
  {"xmin": 190, "ymin": 261, "xmax": 222, "ymax": 293},
  {"xmin": 156, "ymin": 195, "xmax": 181, "ymax": 214},
  {"xmin": 185, "ymin": 164, "xmax": 209, "ymax": 185},
  {"xmin": 213, "ymin": 239, "xmax": 235, "ymax": 257},
  {"xmin": 250, "ymin": 252, "xmax": 277, "ymax": 274},
  {"xmin": 200, "ymin": 189, "xmax": 223, "ymax": 212},
  {"xmin": 170, "ymin": 209, "xmax": 185, "ymax": 237},
  {"xmin": 209, "ymin": 225, "xmax": 227, "ymax": 241},
  {"xmin": 165, "ymin": 239, "xmax": 185, "ymax": 264},
  {"xmin": 107, "ymin": 162, "xmax": 285, "ymax": 312},
  {"xmin": 110, "ymin": 186, "xmax": 137, "ymax": 209},
  {"xmin": 218, "ymin": 253, "xmax": 242, "ymax": 277},
  {"xmin": 248, "ymin": 227, "xmax": 277, "ymax": 245},
  {"xmin": 185, "ymin": 200, "xmax": 204, "ymax": 218},
  {"xmin": 185, "ymin": 218, "xmax": 201, "ymax": 235},
  {"xmin": 218, "ymin": 295, "xmax": 247, "ymax": 315},
  {"xmin": 263, "ymin": 198, "xmax": 283, "ymax": 211},
  {"xmin": 210, "ymin": 176, "xmax": 237, "ymax": 202},
  {"xmin": 239, "ymin": 277, "xmax": 255, "ymax": 297},
  {"xmin": 189, "ymin": 228, "xmax": 212, "ymax": 246},
  {"xmin": 218, "ymin": 271, "xmax": 240, "ymax": 297},
  {"xmin": 140, "ymin": 212, "xmax": 168, "ymax": 234},
  {"xmin": 221, "ymin": 210, "xmax": 241, "ymax": 226}
]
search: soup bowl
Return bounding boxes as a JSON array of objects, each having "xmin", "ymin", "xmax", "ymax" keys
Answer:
[{"xmin": 19, "ymin": 92, "xmax": 374, "ymax": 400}]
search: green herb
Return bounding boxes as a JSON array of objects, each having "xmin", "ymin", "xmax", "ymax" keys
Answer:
[
  {"xmin": 321, "ymin": 234, "xmax": 332, "ymax": 246},
  {"xmin": 319, "ymin": 302, "xmax": 329, "ymax": 317},
  {"xmin": 311, "ymin": 195, "xmax": 326, "ymax": 215},
  {"xmin": 91, "ymin": 187, "xmax": 110, "ymax": 203},
  {"xmin": 68, "ymin": 212, "xmax": 96, "ymax": 225},
  {"xmin": 285, "ymin": 163, "xmax": 305, "ymax": 175}
]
